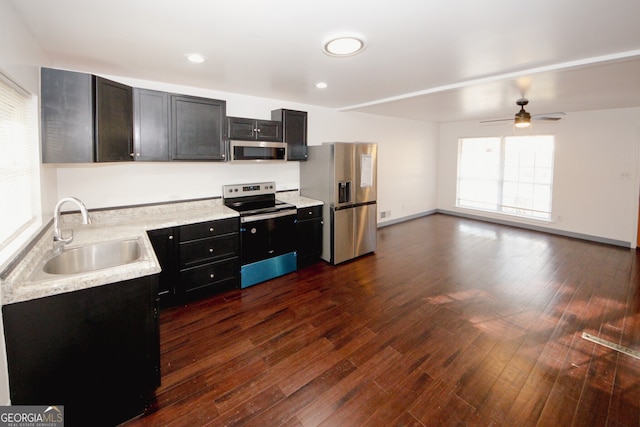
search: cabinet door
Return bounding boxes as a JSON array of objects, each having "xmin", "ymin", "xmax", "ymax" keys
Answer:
[
  {"xmin": 171, "ymin": 95, "xmax": 226, "ymax": 160},
  {"xmin": 228, "ymin": 117, "xmax": 257, "ymax": 140},
  {"xmin": 133, "ymin": 88, "xmax": 170, "ymax": 161},
  {"xmin": 95, "ymin": 76, "xmax": 133, "ymax": 162},
  {"xmin": 41, "ymin": 68, "xmax": 94, "ymax": 163},
  {"xmin": 147, "ymin": 228, "xmax": 176, "ymax": 304},
  {"xmin": 256, "ymin": 120, "xmax": 282, "ymax": 141},
  {"xmin": 272, "ymin": 109, "xmax": 307, "ymax": 160},
  {"xmin": 297, "ymin": 218, "xmax": 322, "ymax": 266}
]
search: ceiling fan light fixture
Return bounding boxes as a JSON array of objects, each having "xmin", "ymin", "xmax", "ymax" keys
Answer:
[
  {"xmin": 323, "ymin": 36, "xmax": 365, "ymax": 57},
  {"xmin": 514, "ymin": 101, "xmax": 531, "ymax": 128},
  {"xmin": 514, "ymin": 111, "xmax": 531, "ymax": 128}
]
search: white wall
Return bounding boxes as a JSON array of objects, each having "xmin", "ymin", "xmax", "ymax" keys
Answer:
[
  {"xmin": 438, "ymin": 107, "xmax": 640, "ymax": 245},
  {"xmin": 51, "ymin": 74, "xmax": 438, "ymax": 224}
]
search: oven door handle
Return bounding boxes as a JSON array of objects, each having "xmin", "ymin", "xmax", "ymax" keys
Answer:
[{"xmin": 241, "ymin": 209, "xmax": 297, "ymax": 223}]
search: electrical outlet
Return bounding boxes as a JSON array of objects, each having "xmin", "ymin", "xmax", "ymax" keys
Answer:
[{"xmin": 380, "ymin": 210, "xmax": 391, "ymax": 219}]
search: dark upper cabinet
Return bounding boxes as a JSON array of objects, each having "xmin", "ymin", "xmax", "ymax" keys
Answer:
[
  {"xmin": 171, "ymin": 94, "xmax": 226, "ymax": 161},
  {"xmin": 271, "ymin": 109, "xmax": 308, "ymax": 161},
  {"xmin": 228, "ymin": 117, "xmax": 282, "ymax": 141},
  {"xmin": 133, "ymin": 88, "xmax": 170, "ymax": 161},
  {"xmin": 41, "ymin": 68, "xmax": 94, "ymax": 163},
  {"xmin": 95, "ymin": 76, "xmax": 133, "ymax": 162},
  {"xmin": 41, "ymin": 68, "xmax": 133, "ymax": 163}
]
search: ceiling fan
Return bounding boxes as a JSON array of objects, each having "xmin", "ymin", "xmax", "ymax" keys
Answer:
[{"xmin": 480, "ymin": 98, "xmax": 565, "ymax": 127}]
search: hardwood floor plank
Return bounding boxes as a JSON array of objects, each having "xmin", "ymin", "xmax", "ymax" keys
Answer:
[
  {"xmin": 243, "ymin": 359, "xmax": 357, "ymax": 427},
  {"xmin": 294, "ymin": 346, "xmax": 401, "ymax": 426},
  {"xmin": 362, "ymin": 370, "xmax": 434, "ymax": 426},
  {"xmin": 206, "ymin": 384, "xmax": 286, "ymax": 426}
]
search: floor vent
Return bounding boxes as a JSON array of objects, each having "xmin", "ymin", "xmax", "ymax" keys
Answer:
[{"xmin": 582, "ymin": 332, "xmax": 640, "ymax": 360}]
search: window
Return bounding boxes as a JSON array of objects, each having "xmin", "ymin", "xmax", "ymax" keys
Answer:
[
  {"xmin": 0, "ymin": 73, "xmax": 40, "ymax": 268},
  {"xmin": 457, "ymin": 135, "xmax": 554, "ymax": 220}
]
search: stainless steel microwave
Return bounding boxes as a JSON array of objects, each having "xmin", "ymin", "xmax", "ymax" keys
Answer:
[{"xmin": 229, "ymin": 140, "xmax": 287, "ymax": 163}]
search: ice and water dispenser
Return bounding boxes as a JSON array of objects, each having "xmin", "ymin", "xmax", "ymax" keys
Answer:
[{"xmin": 338, "ymin": 181, "xmax": 351, "ymax": 204}]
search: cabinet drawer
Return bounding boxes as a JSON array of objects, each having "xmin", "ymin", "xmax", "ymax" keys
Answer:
[
  {"xmin": 179, "ymin": 218, "xmax": 238, "ymax": 241},
  {"xmin": 179, "ymin": 234, "xmax": 239, "ymax": 268},
  {"xmin": 180, "ymin": 258, "xmax": 239, "ymax": 294},
  {"xmin": 297, "ymin": 205, "xmax": 322, "ymax": 220}
]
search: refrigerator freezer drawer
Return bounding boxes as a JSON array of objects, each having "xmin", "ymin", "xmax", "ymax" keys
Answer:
[
  {"xmin": 355, "ymin": 203, "xmax": 377, "ymax": 257},
  {"xmin": 332, "ymin": 208, "xmax": 355, "ymax": 265},
  {"xmin": 331, "ymin": 203, "xmax": 376, "ymax": 265}
]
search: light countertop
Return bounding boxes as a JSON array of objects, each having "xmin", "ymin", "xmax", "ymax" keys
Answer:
[{"xmin": 2, "ymin": 192, "xmax": 322, "ymax": 305}]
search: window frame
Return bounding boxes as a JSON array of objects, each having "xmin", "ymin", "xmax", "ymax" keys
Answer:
[{"xmin": 456, "ymin": 134, "xmax": 555, "ymax": 221}]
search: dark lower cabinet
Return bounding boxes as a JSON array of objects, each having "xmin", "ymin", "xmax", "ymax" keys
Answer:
[
  {"xmin": 2, "ymin": 275, "xmax": 160, "ymax": 427},
  {"xmin": 147, "ymin": 228, "xmax": 176, "ymax": 306},
  {"xmin": 177, "ymin": 218, "xmax": 240, "ymax": 297},
  {"xmin": 296, "ymin": 205, "xmax": 323, "ymax": 267},
  {"xmin": 148, "ymin": 217, "xmax": 240, "ymax": 305}
]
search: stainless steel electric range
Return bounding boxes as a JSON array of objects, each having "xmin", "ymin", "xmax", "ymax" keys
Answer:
[{"xmin": 222, "ymin": 182, "xmax": 297, "ymax": 288}]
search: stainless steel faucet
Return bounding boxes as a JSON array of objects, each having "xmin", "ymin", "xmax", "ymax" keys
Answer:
[{"xmin": 53, "ymin": 197, "xmax": 91, "ymax": 250}]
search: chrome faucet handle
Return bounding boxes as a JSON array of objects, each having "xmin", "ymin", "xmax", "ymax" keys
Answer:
[
  {"xmin": 53, "ymin": 229, "xmax": 73, "ymax": 244},
  {"xmin": 52, "ymin": 229, "xmax": 73, "ymax": 252}
]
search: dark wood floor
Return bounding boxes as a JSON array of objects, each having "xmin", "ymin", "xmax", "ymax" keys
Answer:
[{"xmin": 123, "ymin": 214, "xmax": 640, "ymax": 427}]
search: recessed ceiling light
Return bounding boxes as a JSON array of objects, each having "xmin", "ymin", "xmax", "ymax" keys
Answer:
[
  {"xmin": 185, "ymin": 53, "xmax": 205, "ymax": 63},
  {"xmin": 315, "ymin": 82, "xmax": 328, "ymax": 89},
  {"xmin": 323, "ymin": 37, "xmax": 365, "ymax": 57}
]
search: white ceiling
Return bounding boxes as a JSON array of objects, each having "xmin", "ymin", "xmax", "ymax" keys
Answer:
[{"xmin": 9, "ymin": 0, "xmax": 640, "ymax": 123}]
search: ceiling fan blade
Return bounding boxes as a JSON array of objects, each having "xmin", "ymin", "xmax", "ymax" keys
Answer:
[
  {"xmin": 531, "ymin": 112, "xmax": 565, "ymax": 118},
  {"xmin": 533, "ymin": 116, "xmax": 562, "ymax": 121},
  {"xmin": 479, "ymin": 118, "xmax": 512, "ymax": 123}
]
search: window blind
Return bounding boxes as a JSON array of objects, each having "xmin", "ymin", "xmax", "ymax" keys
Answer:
[{"xmin": 0, "ymin": 73, "xmax": 39, "ymax": 253}]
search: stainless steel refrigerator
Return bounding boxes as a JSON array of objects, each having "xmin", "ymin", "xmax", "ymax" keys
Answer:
[{"xmin": 300, "ymin": 142, "xmax": 377, "ymax": 265}]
